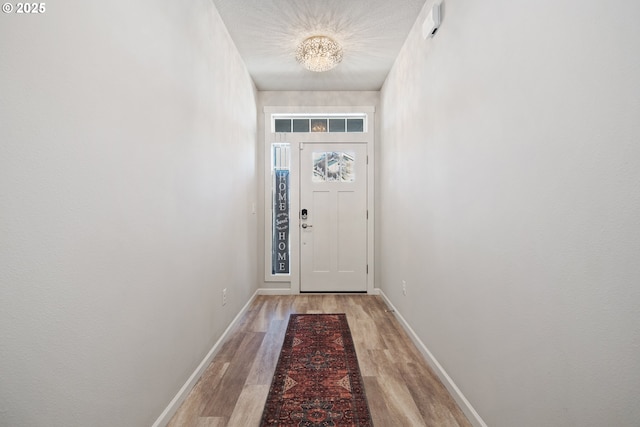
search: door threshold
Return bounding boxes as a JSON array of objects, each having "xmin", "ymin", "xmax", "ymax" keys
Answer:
[{"xmin": 299, "ymin": 291, "xmax": 368, "ymax": 294}]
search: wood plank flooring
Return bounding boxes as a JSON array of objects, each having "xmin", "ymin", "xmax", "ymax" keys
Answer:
[{"xmin": 167, "ymin": 295, "xmax": 471, "ymax": 427}]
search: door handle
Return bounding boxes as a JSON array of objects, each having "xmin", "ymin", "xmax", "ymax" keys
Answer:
[{"xmin": 301, "ymin": 223, "xmax": 313, "ymax": 229}]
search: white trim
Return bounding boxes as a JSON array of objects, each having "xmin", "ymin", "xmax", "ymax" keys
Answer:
[
  {"xmin": 151, "ymin": 290, "xmax": 260, "ymax": 427},
  {"xmin": 265, "ymin": 106, "xmax": 375, "ymax": 114},
  {"xmin": 271, "ymin": 112, "xmax": 368, "ymax": 117},
  {"xmin": 377, "ymin": 290, "xmax": 488, "ymax": 427},
  {"xmin": 256, "ymin": 287, "xmax": 294, "ymax": 295}
]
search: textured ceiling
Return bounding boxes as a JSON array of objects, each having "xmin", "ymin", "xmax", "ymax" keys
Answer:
[{"xmin": 211, "ymin": 0, "xmax": 428, "ymax": 91}]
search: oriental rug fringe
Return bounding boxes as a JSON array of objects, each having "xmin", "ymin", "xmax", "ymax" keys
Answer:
[{"xmin": 260, "ymin": 314, "xmax": 373, "ymax": 427}]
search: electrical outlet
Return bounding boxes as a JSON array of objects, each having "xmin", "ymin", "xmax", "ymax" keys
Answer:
[
  {"xmin": 402, "ymin": 280, "xmax": 407, "ymax": 296},
  {"xmin": 222, "ymin": 288, "xmax": 227, "ymax": 306}
]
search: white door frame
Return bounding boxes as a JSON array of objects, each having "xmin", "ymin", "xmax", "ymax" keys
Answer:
[{"xmin": 263, "ymin": 106, "xmax": 376, "ymax": 294}]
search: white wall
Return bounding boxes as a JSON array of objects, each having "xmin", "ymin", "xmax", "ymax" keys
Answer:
[
  {"xmin": 0, "ymin": 1, "xmax": 257, "ymax": 425},
  {"xmin": 379, "ymin": 0, "xmax": 640, "ymax": 426},
  {"xmin": 257, "ymin": 91, "xmax": 379, "ymax": 290}
]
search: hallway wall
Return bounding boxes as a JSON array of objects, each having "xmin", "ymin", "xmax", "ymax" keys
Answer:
[
  {"xmin": 379, "ymin": 0, "xmax": 640, "ymax": 426},
  {"xmin": 0, "ymin": 1, "xmax": 257, "ymax": 426}
]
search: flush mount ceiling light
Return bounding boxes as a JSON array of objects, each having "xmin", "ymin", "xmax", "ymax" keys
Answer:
[{"xmin": 295, "ymin": 36, "xmax": 343, "ymax": 72}]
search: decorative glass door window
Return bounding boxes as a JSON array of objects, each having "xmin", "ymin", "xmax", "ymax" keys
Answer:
[{"xmin": 312, "ymin": 151, "xmax": 355, "ymax": 182}]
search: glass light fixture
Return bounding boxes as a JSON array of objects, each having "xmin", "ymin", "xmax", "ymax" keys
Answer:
[
  {"xmin": 311, "ymin": 119, "xmax": 327, "ymax": 132},
  {"xmin": 295, "ymin": 36, "xmax": 343, "ymax": 72}
]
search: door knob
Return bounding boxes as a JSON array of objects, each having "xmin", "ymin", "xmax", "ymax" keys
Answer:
[{"xmin": 301, "ymin": 223, "xmax": 313, "ymax": 229}]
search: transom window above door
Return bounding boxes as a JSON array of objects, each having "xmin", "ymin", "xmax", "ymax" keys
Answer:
[{"xmin": 272, "ymin": 114, "xmax": 366, "ymax": 133}]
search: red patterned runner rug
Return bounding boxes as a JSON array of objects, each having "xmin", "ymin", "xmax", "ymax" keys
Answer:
[{"xmin": 260, "ymin": 314, "xmax": 373, "ymax": 426}]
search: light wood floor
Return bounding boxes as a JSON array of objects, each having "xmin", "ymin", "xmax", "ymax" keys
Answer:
[{"xmin": 167, "ymin": 295, "xmax": 472, "ymax": 427}]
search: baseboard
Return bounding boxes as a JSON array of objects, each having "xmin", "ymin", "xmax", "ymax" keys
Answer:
[
  {"xmin": 378, "ymin": 290, "xmax": 487, "ymax": 427},
  {"xmin": 256, "ymin": 287, "xmax": 293, "ymax": 295},
  {"xmin": 151, "ymin": 289, "xmax": 260, "ymax": 427},
  {"xmin": 256, "ymin": 288, "xmax": 381, "ymax": 295}
]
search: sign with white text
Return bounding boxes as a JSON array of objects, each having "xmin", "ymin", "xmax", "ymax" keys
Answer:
[{"xmin": 272, "ymin": 170, "xmax": 289, "ymax": 274}]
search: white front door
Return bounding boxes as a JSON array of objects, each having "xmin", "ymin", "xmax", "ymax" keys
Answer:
[{"xmin": 299, "ymin": 143, "xmax": 368, "ymax": 292}]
